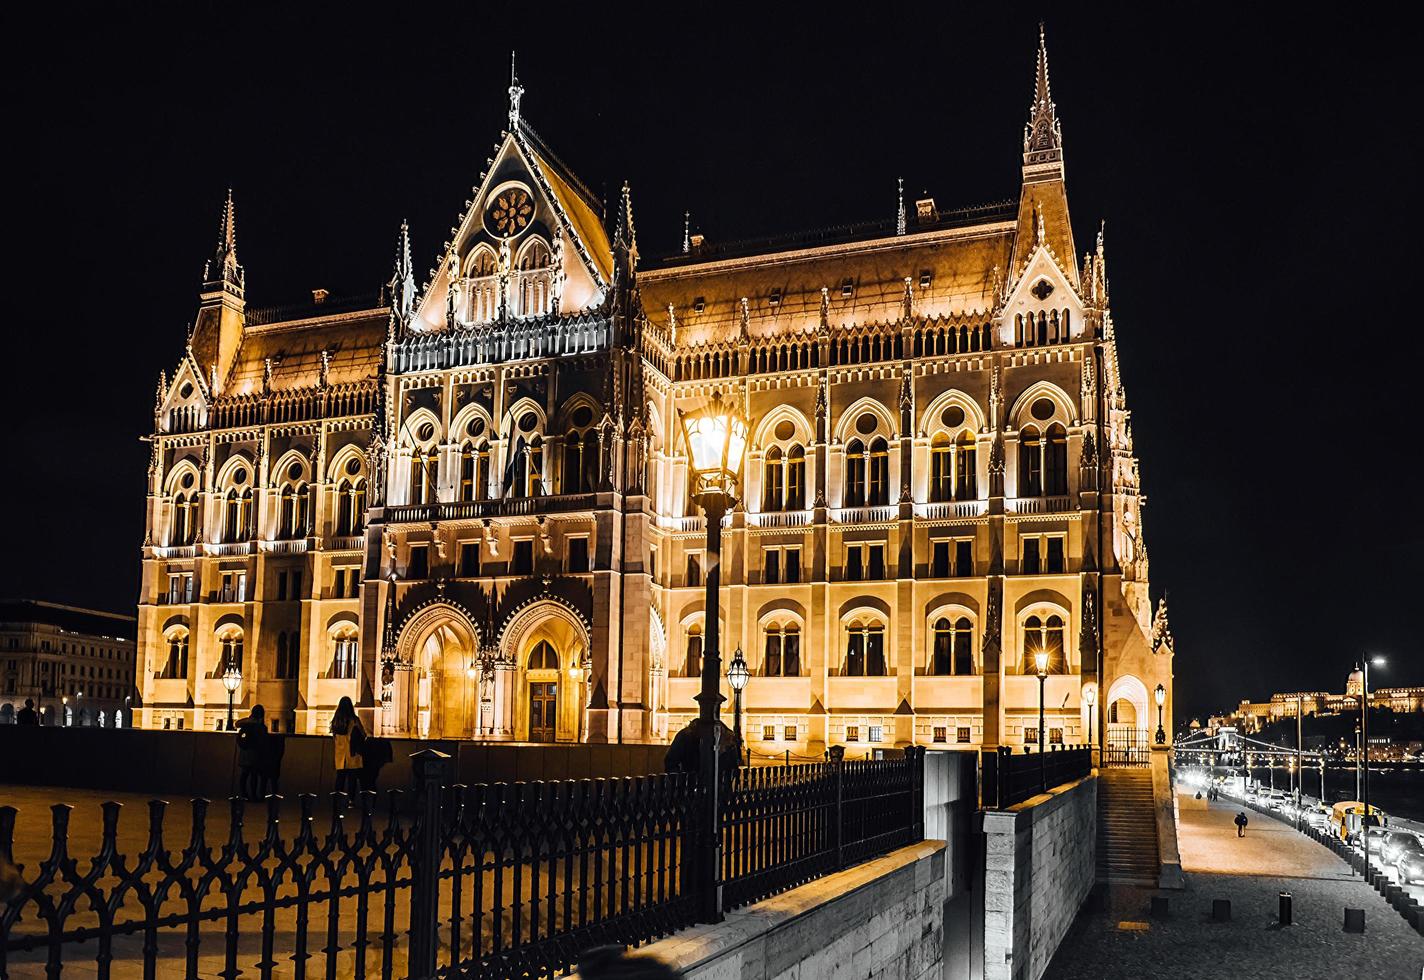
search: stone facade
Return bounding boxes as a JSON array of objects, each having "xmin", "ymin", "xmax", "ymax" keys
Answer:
[
  {"xmin": 981, "ymin": 775, "xmax": 1097, "ymax": 980},
  {"xmin": 135, "ymin": 29, "xmax": 1172, "ymax": 753},
  {"xmin": 621, "ymin": 841, "xmax": 945, "ymax": 980},
  {"xmin": 0, "ymin": 601, "xmax": 137, "ymax": 729}
]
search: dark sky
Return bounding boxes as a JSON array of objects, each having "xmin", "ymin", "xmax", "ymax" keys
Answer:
[{"xmin": 6, "ymin": 6, "xmax": 1417, "ymax": 721}]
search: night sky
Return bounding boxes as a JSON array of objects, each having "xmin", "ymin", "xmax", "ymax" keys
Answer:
[{"xmin": 6, "ymin": 6, "xmax": 1417, "ymax": 722}]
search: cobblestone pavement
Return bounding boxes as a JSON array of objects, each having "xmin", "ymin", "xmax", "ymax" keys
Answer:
[{"xmin": 1044, "ymin": 795, "xmax": 1424, "ymax": 980}]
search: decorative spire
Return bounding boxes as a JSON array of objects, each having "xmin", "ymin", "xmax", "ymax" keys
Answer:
[
  {"xmin": 390, "ymin": 219, "xmax": 416, "ymax": 321},
  {"xmin": 819, "ymin": 285, "xmax": 830, "ymax": 335},
  {"xmin": 896, "ymin": 178, "xmax": 906, "ymax": 236},
  {"xmin": 1151, "ymin": 596, "xmax": 1174, "ymax": 654},
  {"xmin": 202, "ymin": 188, "xmax": 244, "ymax": 291},
  {"xmin": 1023, "ymin": 23, "xmax": 1064, "ymax": 172},
  {"xmin": 682, "ymin": 211, "xmax": 691, "ymax": 254},
  {"xmin": 507, "ymin": 51, "xmax": 524, "ymax": 130},
  {"xmin": 667, "ymin": 303, "xmax": 678, "ymax": 345}
]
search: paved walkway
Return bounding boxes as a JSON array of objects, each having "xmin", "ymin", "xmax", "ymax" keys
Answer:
[{"xmin": 1045, "ymin": 793, "xmax": 1424, "ymax": 980}]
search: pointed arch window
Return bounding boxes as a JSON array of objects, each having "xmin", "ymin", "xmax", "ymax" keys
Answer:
[
  {"xmin": 216, "ymin": 629, "xmax": 243, "ymax": 675},
  {"xmin": 328, "ymin": 625, "xmax": 358, "ymax": 680},
  {"xmin": 466, "ymin": 248, "xmax": 498, "ymax": 323},
  {"xmin": 459, "ymin": 445, "xmax": 478, "ymax": 501},
  {"xmin": 161, "ymin": 629, "xmax": 189, "ymax": 679},
  {"xmin": 563, "ymin": 431, "xmax": 588, "ymax": 495},
  {"xmin": 1045, "ymin": 424, "xmax": 1068, "ymax": 496},
  {"xmin": 762, "ymin": 446, "xmax": 784, "ymax": 511},
  {"xmin": 1019, "ymin": 427, "xmax": 1043, "ymax": 498},
  {"xmin": 955, "ymin": 431, "xmax": 978, "ymax": 499},
  {"xmin": 336, "ymin": 478, "xmax": 367, "ymax": 536},
  {"xmin": 410, "ymin": 449, "xmax": 438, "ymax": 505},
  {"xmin": 516, "ymin": 239, "xmax": 552, "ymax": 317},
  {"xmin": 170, "ymin": 492, "xmax": 198, "ymax": 546},
  {"xmin": 527, "ymin": 640, "xmax": 559, "ymax": 671},
  {"xmin": 844, "ymin": 619, "xmax": 887, "ymax": 676},
  {"xmin": 845, "ymin": 440, "xmax": 866, "ymax": 507},
  {"xmin": 930, "ymin": 434, "xmax": 952, "ymax": 502},
  {"xmin": 684, "ymin": 624, "xmax": 703, "ymax": 678},
  {"xmin": 1021, "ymin": 614, "xmax": 1068, "ymax": 674},
  {"xmin": 868, "ymin": 438, "xmax": 889, "ymax": 505},
  {"xmin": 786, "ymin": 445, "xmax": 805, "ymax": 509}
]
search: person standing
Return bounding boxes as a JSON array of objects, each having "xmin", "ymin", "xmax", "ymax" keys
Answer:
[
  {"xmin": 1235, "ymin": 811, "xmax": 1248, "ymax": 838},
  {"xmin": 331, "ymin": 696, "xmax": 366, "ymax": 795},
  {"xmin": 235, "ymin": 705, "xmax": 269, "ymax": 802},
  {"xmin": 15, "ymin": 699, "xmax": 38, "ymax": 726}
]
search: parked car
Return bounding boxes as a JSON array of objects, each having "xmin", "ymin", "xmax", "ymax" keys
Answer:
[
  {"xmin": 1396, "ymin": 838, "xmax": 1424, "ymax": 884},
  {"xmin": 1379, "ymin": 831, "xmax": 1423, "ymax": 865}
]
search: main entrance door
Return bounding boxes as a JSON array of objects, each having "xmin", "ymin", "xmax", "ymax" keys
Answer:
[{"xmin": 529, "ymin": 682, "xmax": 557, "ymax": 742}]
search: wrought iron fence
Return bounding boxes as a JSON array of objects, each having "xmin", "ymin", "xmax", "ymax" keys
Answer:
[
  {"xmin": 1, "ymin": 747, "xmax": 925, "ymax": 980},
  {"xmin": 980, "ymin": 745, "xmax": 1093, "ymax": 810}
]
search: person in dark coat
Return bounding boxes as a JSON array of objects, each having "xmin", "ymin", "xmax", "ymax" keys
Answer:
[
  {"xmin": 257, "ymin": 728, "xmax": 285, "ymax": 798},
  {"xmin": 359, "ymin": 735, "xmax": 393, "ymax": 793},
  {"xmin": 664, "ymin": 717, "xmax": 743, "ymax": 788},
  {"xmin": 1234, "ymin": 811, "xmax": 1248, "ymax": 837},
  {"xmin": 577, "ymin": 944, "xmax": 683, "ymax": 979},
  {"xmin": 235, "ymin": 705, "xmax": 268, "ymax": 802},
  {"xmin": 15, "ymin": 699, "xmax": 38, "ymax": 726}
]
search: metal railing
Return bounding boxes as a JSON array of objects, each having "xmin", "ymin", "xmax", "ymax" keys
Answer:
[
  {"xmin": 980, "ymin": 745, "xmax": 1093, "ymax": 809},
  {"xmin": 0, "ymin": 748, "xmax": 925, "ymax": 979}
]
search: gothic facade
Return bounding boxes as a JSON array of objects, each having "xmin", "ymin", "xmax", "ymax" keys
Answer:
[{"xmin": 137, "ymin": 30, "xmax": 1174, "ymax": 754}]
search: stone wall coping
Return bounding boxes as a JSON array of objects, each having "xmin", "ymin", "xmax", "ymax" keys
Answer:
[
  {"xmin": 577, "ymin": 840, "xmax": 946, "ymax": 977},
  {"xmin": 981, "ymin": 773, "xmax": 1098, "ymax": 833}
]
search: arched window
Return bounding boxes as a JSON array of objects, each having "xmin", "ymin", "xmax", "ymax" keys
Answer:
[
  {"xmin": 216, "ymin": 629, "xmax": 243, "ymax": 675},
  {"xmin": 1045, "ymin": 424, "xmax": 1068, "ymax": 496},
  {"xmin": 528, "ymin": 640, "xmax": 559, "ymax": 670},
  {"xmin": 930, "ymin": 617, "xmax": 975, "ymax": 675},
  {"xmin": 517, "ymin": 239, "xmax": 552, "ymax": 317},
  {"xmin": 528, "ymin": 437, "xmax": 544, "ymax": 497},
  {"xmin": 1019, "ymin": 427, "xmax": 1043, "ymax": 497},
  {"xmin": 845, "ymin": 440, "xmax": 866, "ymax": 507},
  {"xmin": 955, "ymin": 431, "xmax": 978, "ymax": 499},
  {"xmin": 336, "ymin": 478, "xmax": 367, "ymax": 535},
  {"xmin": 684, "ymin": 624, "xmax": 703, "ymax": 678},
  {"xmin": 930, "ymin": 434, "xmax": 952, "ymax": 502},
  {"xmin": 467, "ymin": 247, "xmax": 498, "ymax": 323},
  {"xmin": 329, "ymin": 626, "xmax": 358, "ymax": 679},
  {"xmin": 868, "ymin": 438, "xmax": 889, "ymax": 505},
  {"xmin": 786, "ymin": 445, "xmax": 806, "ymax": 509},
  {"xmin": 1021, "ymin": 614, "xmax": 1068, "ymax": 674},
  {"xmin": 763, "ymin": 446, "xmax": 785, "ymax": 512},
  {"xmin": 762, "ymin": 622, "xmax": 801, "ymax": 677},
  {"xmin": 278, "ymin": 482, "xmax": 311, "ymax": 539},
  {"xmin": 224, "ymin": 490, "xmax": 241, "ymax": 543},
  {"xmin": 844, "ymin": 619, "xmax": 887, "ymax": 676},
  {"xmin": 170, "ymin": 491, "xmax": 198, "ymax": 547},
  {"xmin": 476, "ymin": 442, "xmax": 491, "ymax": 500},
  {"xmin": 161, "ymin": 629, "xmax": 189, "ymax": 679}
]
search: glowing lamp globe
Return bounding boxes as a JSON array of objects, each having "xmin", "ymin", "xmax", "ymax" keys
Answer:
[
  {"xmin": 222, "ymin": 665, "xmax": 242, "ymax": 694},
  {"xmin": 678, "ymin": 392, "xmax": 750, "ymax": 501},
  {"xmin": 1083, "ymin": 685, "xmax": 1096, "ymax": 708},
  {"xmin": 1034, "ymin": 651, "xmax": 1049, "ymax": 677},
  {"xmin": 728, "ymin": 647, "xmax": 750, "ymax": 692},
  {"xmin": 1154, "ymin": 683, "xmax": 1166, "ymax": 707}
]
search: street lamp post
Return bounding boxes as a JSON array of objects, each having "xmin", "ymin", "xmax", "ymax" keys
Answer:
[
  {"xmin": 61, "ymin": 695, "xmax": 69, "ymax": 727},
  {"xmin": 679, "ymin": 391, "xmax": 751, "ymax": 923},
  {"xmin": 1082, "ymin": 684, "xmax": 1096, "ymax": 757},
  {"xmin": 1352, "ymin": 657, "xmax": 1385, "ymax": 877},
  {"xmin": 569, "ymin": 662, "xmax": 585, "ymax": 744},
  {"xmin": 222, "ymin": 665, "xmax": 242, "ymax": 732},
  {"xmin": 1154, "ymin": 683, "xmax": 1166, "ymax": 745},
  {"xmin": 1034, "ymin": 651, "xmax": 1049, "ymax": 791},
  {"xmin": 728, "ymin": 647, "xmax": 749, "ymax": 766}
]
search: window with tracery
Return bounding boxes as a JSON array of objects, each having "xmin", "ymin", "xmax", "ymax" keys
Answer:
[
  {"xmin": 844, "ymin": 618, "xmax": 887, "ymax": 676},
  {"xmin": 762, "ymin": 622, "xmax": 801, "ymax": 676},
  {"xmin": 1021, "ymin": 614, "xmax": 1068, "ymax": 674}
]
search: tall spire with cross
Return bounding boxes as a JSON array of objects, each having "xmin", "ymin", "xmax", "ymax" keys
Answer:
[
  {"xmin": 508, "ymin": 51, "xmax": 524, "ymax": 130},
  {"xmin": 1023, "ymin": 23, "xmax": 1063, "ymax": 175},
  {"xmin": 896, "ymin": 178, "xmax": 906, "ymax": 235},
  {"xmin": 390, "ymin": 219, "xmax": 416, "ymax": 322},
  {"xmin": 203, "ymin": 188, "xmax": 244, "ymax": 291}
]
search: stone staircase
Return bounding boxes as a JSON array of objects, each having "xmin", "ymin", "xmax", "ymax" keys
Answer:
[{"xmin": 1096, "ymin": 768, "xmax": 1160, "ymax": 884}]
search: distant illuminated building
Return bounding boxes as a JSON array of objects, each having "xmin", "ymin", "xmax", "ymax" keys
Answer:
[{"xmin": 136, "ymin": 30, "xmax": 1173, "ymax": 751}]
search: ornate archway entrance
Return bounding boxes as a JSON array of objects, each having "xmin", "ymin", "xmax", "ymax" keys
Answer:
[
  {"xmin": 391, "ymin": 602, "xmax": 482, "ymax": 739},
  {"xmin": 501, "ymin": 599, "xmax": 591, "ymax": 743}
]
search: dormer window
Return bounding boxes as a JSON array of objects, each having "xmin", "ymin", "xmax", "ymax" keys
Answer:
[
  {"xmin": 768, "ymin": 288, "xmax": 782, "ymax": 307},
  {"xmin": 840, "ymin": 277, "xmax": 855, "ymax": 298},
  {"xmin": 919, "ymin": 269, "xmax": 933, "ymax": 289},
  {"xmin": 692, "ymin": 296, "xmax": 706, "ymax": 314}
]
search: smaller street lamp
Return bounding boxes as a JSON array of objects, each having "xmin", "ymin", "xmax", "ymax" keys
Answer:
[
  {"xmin": 1035, "ymin": 651, "xmax": 1049, "ymax": 790},
  {"xmin": 222, "ymin": 664, "xmax": 242, "ymax": 732},
  {"xmin": 727, "ymin": 646, "xmax": 750, "ymax": 766},
  {"xmin": 1082, "ymin": 684, "xmax": 1096, "ymax": 750},
  {"xmin": 569, "ymin": 661, "xmax": 585, "ymax": 743},
  {"xmin": 1154, "ymin": 683, "xmax": 1167, "ymax": 745},
  {"xmin": 61, "ymin": 695, "xmax": 69, "ymax": 727}
]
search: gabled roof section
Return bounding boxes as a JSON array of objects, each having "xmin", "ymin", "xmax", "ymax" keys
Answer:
[{"xmin": 412, "ymin": 117, "xmax": 611, "ymax": 333}]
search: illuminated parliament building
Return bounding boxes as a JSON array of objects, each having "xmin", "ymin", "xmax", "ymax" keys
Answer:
[{"xmin": 137, "ymin": 30, "xmax": 1174, "ymax": 756}]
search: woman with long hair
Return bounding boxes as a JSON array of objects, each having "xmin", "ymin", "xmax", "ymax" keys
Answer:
[{"xmin": 330, "ymin": 696, "xmax": 365, "ymax": 794}]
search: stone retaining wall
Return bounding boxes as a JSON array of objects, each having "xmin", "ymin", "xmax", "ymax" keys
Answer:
[
  {"xmin": 981, "ymin": 774, "xmax": 1097, "ymax": 980},
  {"xmin": 606, "ymin": 842, "xmax": 947, "ymax": 980}
]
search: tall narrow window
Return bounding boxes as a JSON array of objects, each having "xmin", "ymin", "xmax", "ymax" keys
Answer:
[
  {"xmin": 868, "ymin": 438, "xmax": 889, "ymax": 505},
  {"xmin": 684, "ymin": 625, "xmax": 703, "ymax": 678},
  {"xmin": 952, "ymin": 617, "xmax": 974, "ymax": 675},
  {"xmin": 845, "ymin": 440, "xmax": 866, "ymax": 507},
  {"xmin": 955, "ymin": 431, "xmax": 978, "ymax": 499},
  {"xmin": 931, "ymin": 618, "xmax": 953, "ymax": 675},
  {"xmin": 763, "ymin": 446, "xmax": 784, "ymax": 512},
  {"xmin": 930, "ymin": 435, "xmax": 952, "ymax": 502},
  {"xmin": 787, "ymin": 445, "xmax": 806, "ymax": 509},
  {"xmin": 563, "ymin": 432, "xmax": 586, "ymax": 494},
  {"xmin": 844, "ymin": 620, "xmax": 887, "ymax": 676},
  {"xmin": 1045, "ymin": 424, "xmax": 1068, "ymax": 496},
  {"xmin": 1023, "ymin": 538, "xmax": 1042, "ymax": 575},
  {"xmin": 954, "ymin": 539, "xmax": 973, "ymax": 577},
  {"xmin": 459, "ymin": 446, "xmax": 477, "ymax": 501},
  {"xmin": 1019, "ymin": 428, "xmax": 1043, "ymax": 497},
  {"xmin": 763, "ymin": 622, "xmax": 801, "ymax": 677}
]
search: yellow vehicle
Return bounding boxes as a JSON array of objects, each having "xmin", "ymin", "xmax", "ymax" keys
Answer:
[{"xmin": 1329, "ymin": 801, "xmax": 1386, "ymax": 843}]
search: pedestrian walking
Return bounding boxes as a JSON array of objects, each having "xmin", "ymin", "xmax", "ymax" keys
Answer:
[
  {"xmin": 235, "ymin": 705, "xmax": 268, "ymax": 802},
  {"xmin": 1234, "ymin": 811, "xmax": 1248, "ymax": 837},
  {"xmin": 330, "ymin": 696, "xmax": 366, "ymax": 795},
  {"xmin": 15, "ymin": 698, "xmax": 38, "ymax": 726}
]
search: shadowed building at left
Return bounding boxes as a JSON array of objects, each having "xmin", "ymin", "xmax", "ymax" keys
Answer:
[{"xmin": 0, "ymin": 600, "xmax": 137, "ymax": 727}]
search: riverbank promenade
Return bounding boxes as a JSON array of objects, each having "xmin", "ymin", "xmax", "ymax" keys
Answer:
[{"xmin": 1045, "ymin": 793, "xmax": 1424, "ymax": 979}]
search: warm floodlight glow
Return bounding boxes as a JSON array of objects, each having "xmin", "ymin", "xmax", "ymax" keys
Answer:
[
  {"xmin": 679, "ymin": 391, "xmax": 750, "ymax": 500},
  {"xmin": 221, "ymin": 665, "xmax": 243, "ymax": 694},
  {"xmin": 728, "ymin": 647, "xmax": 750, "ymax": 692},
  {"xmin": 1034, "ymin": 651, "xmax": 1049, "ymax": 676}
]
